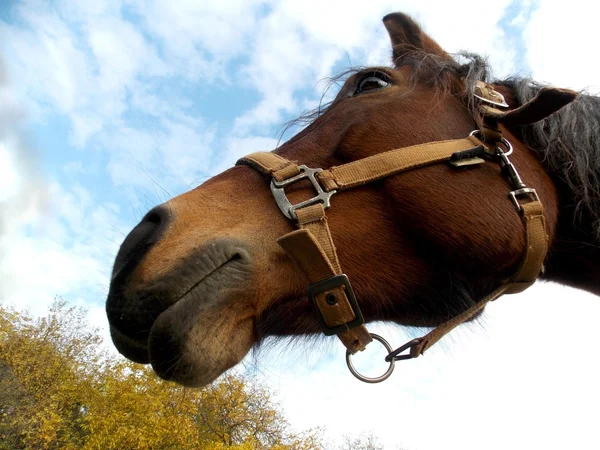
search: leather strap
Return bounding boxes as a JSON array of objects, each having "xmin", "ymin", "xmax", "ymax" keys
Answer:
[
  {"xmin": 237, "ymin": 133, "xmax": 550, "ymax": 357},
  {"xmin": 238, "ymin": 136, "xmax": 489, "ymax": 353},
  {"xmin": 240, "ymin": 152, "xmax": 300, "ymax": 182},
  {"xmin": 505, "ymin": 200, "xmax": 548, "ymax": 293},
  {"xmin": 316, "ymin": 136, "xmax": 482, "ymax": 191},
  {"xmin": 278, "ymin": 215, "xmax": 373, "ymax": 353},
  {"xmin": 410, "ymin": 284, "xmax": 510, "ymax": 357},
  {"xmin": 408, "ymin": 196, "xmax": 548, "ymax": 358}
]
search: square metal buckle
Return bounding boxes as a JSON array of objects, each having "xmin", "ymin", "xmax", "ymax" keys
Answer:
[
  {"xmin": 306, "ymin": 274, "xmax": 365, "ymax": 336},
  {"xmin": 509, "ymin": 188, "xmax": 540, "ymax": 212},
  {"xmin": 269, "ymin": 165, "xmax": 335, "ymax": 220}
]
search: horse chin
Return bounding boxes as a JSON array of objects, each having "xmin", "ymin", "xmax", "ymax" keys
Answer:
[
  {"xmin": 106, "ymin": 238, "xmax": 259, "ymax": 386},
  {"xmin": 147, "ymin": 284, "xmax": 256, "ymax": 387}
]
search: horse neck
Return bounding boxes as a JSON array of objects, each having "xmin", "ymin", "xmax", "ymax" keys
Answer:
[{"xmin": 543, "ymin": 205, "xmax": 600, "ymax": 296}]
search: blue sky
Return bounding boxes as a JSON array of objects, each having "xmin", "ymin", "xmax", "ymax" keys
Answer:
[{"xmin": 1, "ymin": 1, "xmax": 599, "ymax": 449}]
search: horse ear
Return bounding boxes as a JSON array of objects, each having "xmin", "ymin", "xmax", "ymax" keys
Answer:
[{"xmin": 383, "ymin": 13, "xmax": 451, "ymax": 66}]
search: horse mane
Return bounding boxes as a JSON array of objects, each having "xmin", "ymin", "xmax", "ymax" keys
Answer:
[
  {"xmin": 289, "ymin": 50, "xmax": 600, "ymax": 241},
  {"xmin": 498, "ymin": 79, "xmax": 600, "ymax": 240}
]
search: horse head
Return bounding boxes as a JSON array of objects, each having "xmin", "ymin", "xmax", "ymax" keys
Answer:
[{"xmin": 106, "ymin": 13, "xmax": 597, "ymax": 386}]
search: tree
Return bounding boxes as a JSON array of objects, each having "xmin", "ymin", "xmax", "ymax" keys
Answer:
[
  {"xmin": 195, "ymin": 374, "xmax": 286, "ymax": 447},
  {"xmin": 341, "ymin": 432, "xmax": 385, "ymax": 450},
  {"xmin": 0, "ymin": 300, "xmax": 324, "ymax": 450},
  {"xmin": 0, "ymin": 300, "xmax": 99, "ymax": 449}
]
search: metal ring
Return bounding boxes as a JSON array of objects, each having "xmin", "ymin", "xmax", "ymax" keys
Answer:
[
  {"xmin": 345, "ymin": 333, "xmax": 395, "ymax": 383},
  {"xmin": 469, "ymin": 130, "xmax": 513, "ymax": 156}
]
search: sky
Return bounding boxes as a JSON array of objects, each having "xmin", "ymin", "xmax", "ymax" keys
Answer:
[{"xmin": 1, "ymin": 0, "xmax": 599, "ymax": 449}]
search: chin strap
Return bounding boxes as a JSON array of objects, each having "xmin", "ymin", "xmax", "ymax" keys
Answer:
[
  {"xmin": 236, "ymin": 83, "xmax": 577, "ymax": 379},
  {"xmin": 395, "ymin": 196, "xmax": 549, "ymax": 359}
]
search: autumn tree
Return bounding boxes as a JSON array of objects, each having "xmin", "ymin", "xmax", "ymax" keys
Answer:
[
  {"xmin": 341, "ymin": 432, "xmax": 385, "ymax": 450},
  {"xmin": 0, "ymin": 300, "xmax": 101, "ymax": 449},
  {"xmin": 0, "ymin": 300, "xmax": 324, "ymax": 450}
]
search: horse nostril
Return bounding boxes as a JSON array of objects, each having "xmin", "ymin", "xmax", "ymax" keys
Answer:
[
  {"xmin": 111, "ymin": 205, "xmax": 171, "ymax": 281},
  {"xmin": 144, "ymin": 208, "xmax": 163, "ymax": 225}
]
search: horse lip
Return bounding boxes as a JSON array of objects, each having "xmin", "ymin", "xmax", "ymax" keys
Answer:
[
  {"xmin": 170, "ymin": 255, "xmax": 241, "ymax": 304},
  {"xmin": 147, "ymin": 256, "xmax": 254, "ymax": 385},
  {"xmin": 107, "ymin": 239, "xmax": 252, "ymax": 363}
]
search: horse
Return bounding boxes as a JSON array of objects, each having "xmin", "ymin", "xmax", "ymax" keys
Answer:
[{"xmin": 105, "ymin": 12, "xmax": 600, "ymax": 387}]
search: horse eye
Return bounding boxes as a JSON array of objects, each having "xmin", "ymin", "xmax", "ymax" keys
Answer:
[{"xmin": 355, "ymin": 75, "xmax": 390, "ymax": 95}]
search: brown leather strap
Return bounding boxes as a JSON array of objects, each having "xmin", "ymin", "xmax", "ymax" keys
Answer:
[
  {"xmin": 295, "ymin": 204, "xmax": 341, "ymax": 270},
  {"xmin": 238, "ymin": 137, "xmax": 490, "ymax": 354},
  {"xmin": 239, "ymin": 153, "xmax": 375, "ymax": 353},
  {"xmin": 411, "ymin": 284, "xmax": 510, "ymax": 357},
  {"xmin": 403, "ymin": 197, "xmax": 548, "ymax": 358},
  {"xmin": 278, "ymin": 206, "xmax": 372, "ymax": 353},
  {"xmin": 316, "ymin": 136, "xmax": 483, "ymax": 191},
  {"xmin": 505, "ymin": 199, "xmax": 548, "ymax": 294},
  {"xmin": 238, "ymin": 152, "xmax": 300, "ymax": 181}
]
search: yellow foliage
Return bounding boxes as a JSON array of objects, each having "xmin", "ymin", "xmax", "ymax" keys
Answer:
[{"xmin": 0, "ymin": 300, "xmax": 324, "ymax": 450}]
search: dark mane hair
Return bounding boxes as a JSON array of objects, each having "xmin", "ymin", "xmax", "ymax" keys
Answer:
[
  {"xmin": 499, "ymin": 79, "xmax": 600, "ymax": 240},
  {"xmin": 289, "ymin": 50, "xmax": 600, "ymax": 240}
]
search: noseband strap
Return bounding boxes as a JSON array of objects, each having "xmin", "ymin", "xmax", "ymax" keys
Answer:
[{"xmin": 236, "ymin": 84, "xmax": 575, "ymax": 381}]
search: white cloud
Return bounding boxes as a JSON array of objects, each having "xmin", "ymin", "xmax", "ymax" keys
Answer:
[
  {"xmin": 0, "ymin": 178, "xmax": 127, "ymax": 316},
  {"xmin": 0, "ymin": 0, "xmax": 167, "ymax": 146},
  {"xmin": 3, "ymin": 2, "xmax": 600, "ymax": 449},
  {"xmin": 102, "ymin": 115, "xmax": 216, "ymax": 197},
  {"xmin": 0, "ymin": 53, "xmax": 123, "ymax": 315},
  {"xmin": 0, "ymin": 142, "xmax": 22, "ymax": 201},
  {"xmin": 208, "ymin": 135, "xmax": 280, "ymax": 178},
  {"xmin": 124, "ymin": 0, "xmax": 264, "ymax": 64},
  {"xmin": 232, "ymin": 0, "xmax": 515, "ymax": 133},
  {"xmin": 253, "ymin": 282, "xmax": 600, "ymax": 450},
  {"xmin": 0, "ymin": 56, "xmax": 48, "ymax": 237},
  {"xmin": 525, "ymin": 0, "xmax": 599, "ymax": 92},
  {"xmin": 0, "ymin": 55, "xmax": 121, "ymax": 317}
]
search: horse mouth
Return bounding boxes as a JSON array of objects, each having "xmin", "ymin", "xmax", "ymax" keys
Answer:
[{"xmin": 108, "ymin": 241, "xmax": 255, "ymax": 385}]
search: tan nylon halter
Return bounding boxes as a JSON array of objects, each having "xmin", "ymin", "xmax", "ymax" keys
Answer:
[{"xmin": 236, "ymin": 82, "xmax": 577, "ymax": 382}]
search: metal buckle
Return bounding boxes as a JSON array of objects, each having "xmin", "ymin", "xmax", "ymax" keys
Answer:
[
  {"xmin": 384, "ymin": 338, "xmax": 422, "ymax": 362},
  {"xmin": 473, "ymin": 81, "xmax": 509, "ymax": 108},
  {"xmin": 469, "ymin": 130, "xmax": 513, "ymax": 156},
  {"xmin": 509, "ymin": 188, "xmax": 540, "ymax": 212},
  {"xmin": 307, "ymin": 274, "xmax": 364, "ymax": 336},
  {"xmin": 270, "ymin": 165, "xmax": 335, "ymax": 220}
]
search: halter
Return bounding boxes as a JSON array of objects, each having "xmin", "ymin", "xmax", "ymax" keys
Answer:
[{"xmin": 237, "ymin": 82, "xmax": 577, "ymax": 383}]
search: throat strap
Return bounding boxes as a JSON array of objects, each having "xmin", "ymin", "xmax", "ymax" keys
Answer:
[
  {"xmin": 405, "ymin": 284, "xmax": 511, "ymax": 358},
  {"xmin": 391, "ymin": 180, "xmax": 549, "ymax": 359}
]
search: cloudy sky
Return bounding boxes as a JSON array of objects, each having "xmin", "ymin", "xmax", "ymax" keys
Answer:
[{"xmin": 1, "ymin": 0, "xmax": 599, "ymax": 449}]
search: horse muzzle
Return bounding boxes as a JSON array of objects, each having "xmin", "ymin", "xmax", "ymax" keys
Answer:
[{"xmin": 106, "ymin": 218, "xmax": 254, "ymax": 384}]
